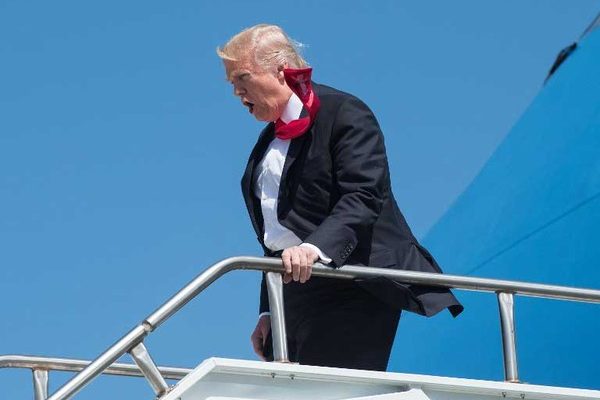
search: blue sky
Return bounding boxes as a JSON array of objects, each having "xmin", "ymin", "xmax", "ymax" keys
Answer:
[{"xmin": 1, "ymin": 1, "xmax": 599, "ymax": 398}]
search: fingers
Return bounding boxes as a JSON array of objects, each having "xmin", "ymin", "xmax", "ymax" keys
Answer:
[
  {"xmin": 304, "ymin": 246, "xmax": 316, "ymax": 282},
  {"xmin": 282, "ymin": 249, "xmax": 293, "ymax": 276},
  {"xmin": 291, "ymin": 250, "xmax": 302, "ymax": 282},
  {"xmin": 299, "ymin": 251, "xmax": 309, "ymax": 283},
  {"xmin": 251, "ymin": 328, "xmax": 266, "ymax": 361},
  {"xmin": 251, "ymin": 316, "xmax": 270, "ymax": 361},
  {"xmin": 260, "ymin": 317, "xmax": 271, "ymax": 345},
  {"xmin": 305, "ymin": 262, "xmax": 312, "ymax": 282},
  {"xmin": 281, "ymin": 246, "xmax": 317, "ymax": 284}
]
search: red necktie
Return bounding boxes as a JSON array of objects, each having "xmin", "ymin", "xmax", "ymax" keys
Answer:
[{"xmin": 274, "ymin": 68, "xmax": 320, "ymax": 140}]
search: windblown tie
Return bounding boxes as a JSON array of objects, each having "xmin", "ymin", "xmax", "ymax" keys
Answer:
[{"xmin": 274, "ymin": 68, "xmax": 320, "ymax": 140}]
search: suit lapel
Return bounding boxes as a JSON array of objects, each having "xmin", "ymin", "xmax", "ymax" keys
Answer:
[
  {"xmin": 278, "ymin": 81, "xmax": 321, "ymax": 198},
  {"xmin": 277, "ymin": 129, "xmax": 311, "ymax": 217},
  {"xmin": 242, "ymin": 123, "xmax": 274, "ymax": 237},
  {"xmin": 242, "ymin": 115, "xmax": 315, "ymax": 235}
]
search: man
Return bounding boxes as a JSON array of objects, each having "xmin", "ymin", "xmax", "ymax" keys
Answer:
[{"xmin": 218, "ymin": 24, "xmax": 463, "ymax": 371}]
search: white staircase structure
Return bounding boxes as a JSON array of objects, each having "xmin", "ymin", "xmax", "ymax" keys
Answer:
[{"xmin": 162, "ymin": 358, "xmax": 600, "ymax": 400}]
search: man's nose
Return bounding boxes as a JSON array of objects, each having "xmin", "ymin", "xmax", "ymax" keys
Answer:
[{"xmin": 233, "ymin": 85, "xmax": 246, "ymax": 97}]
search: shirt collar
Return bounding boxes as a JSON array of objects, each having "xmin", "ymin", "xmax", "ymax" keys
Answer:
[{"xmin": 279, "ymin": 92, "xmax": 303, "ymax": 124}]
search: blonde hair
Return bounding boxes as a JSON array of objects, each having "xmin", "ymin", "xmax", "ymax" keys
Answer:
[{"xmin": 217, "ymin": 24, "xmax": 308, "ymax": 71}]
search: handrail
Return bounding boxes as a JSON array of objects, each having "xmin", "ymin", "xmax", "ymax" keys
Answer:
[
  {"xmin": 38, "ymin": 255, "xmax": 600, "ymax": 400},
  {"xmin": 0, "ymin": 354, "xmax": 192, "ymax": 400},
  {"xmin": 0, "ymin": 354, "xmax": 192, "ymax": 379}
]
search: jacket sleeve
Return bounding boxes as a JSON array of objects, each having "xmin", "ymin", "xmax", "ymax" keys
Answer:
[{"xmin": 303, "ymin": 96, "xmax": 388, "ymax": 267}]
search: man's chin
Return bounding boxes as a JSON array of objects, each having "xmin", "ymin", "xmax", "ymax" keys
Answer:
[{"xmin": 252, "ymin": 113, "xmax": 272, "ymax": 122}]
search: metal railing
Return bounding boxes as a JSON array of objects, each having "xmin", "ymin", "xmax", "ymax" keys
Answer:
[
  {"xmin": 9, "ymin": 256, "xmax": 600, "ymax": 400},
  {"xmin": 0, "ymin": 355, "xmax": 192, "ymax": 400}
]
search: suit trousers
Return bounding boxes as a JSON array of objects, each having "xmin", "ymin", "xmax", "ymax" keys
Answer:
[{"xmin": 264, "ymin": 277, "xmax": 401, "ymax": 371}]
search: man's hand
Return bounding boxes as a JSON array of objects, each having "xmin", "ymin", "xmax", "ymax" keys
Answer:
[
  {"xmin": 282, "ymin": 245, "xmax": 318, "ymax": 284},
  {"xmin": 251, "ymin": 314, "xmax": 271, "ymax": 361}
]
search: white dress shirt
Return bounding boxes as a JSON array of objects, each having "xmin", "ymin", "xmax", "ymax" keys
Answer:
[{"xmin": 255, "ymin": 94, "xmax": 331, "ymax": 319}]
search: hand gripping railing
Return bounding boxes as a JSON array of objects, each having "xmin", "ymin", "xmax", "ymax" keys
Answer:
[
  {"xmin": 35, "ymin": 256, "xmax": 600, "ymax": 400},
  {"xmin": 0, "ymin": 355, "xmax": 192, "ymax": 400}
]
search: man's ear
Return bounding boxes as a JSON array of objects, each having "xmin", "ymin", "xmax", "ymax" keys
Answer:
[{"xmin": 277, "ymin": 63, "xmax": 289, "ymax": 83}]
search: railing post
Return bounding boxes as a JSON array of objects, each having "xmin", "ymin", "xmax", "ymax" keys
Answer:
[
  {"xmin": 47, "ymin": 325, "xmax": 148, "ymax": 400},
  {"xmin": 129, "ymin": 342, "xmax": 169, "ymax": 396},
  {"xmin": 497, "ymin": 292, "xmax": 519, "ymax": 383},
  {"xmin": 265, "ymin": 272, "xmax": 289, "ymax": 362},
  {"xmin": 33, "ymin": 369, "xmax": 49, "ymax": 400}
]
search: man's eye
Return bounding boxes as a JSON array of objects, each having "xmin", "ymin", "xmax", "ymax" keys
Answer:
[{"xmin": 239, "ymin": 73, "xmax": 250, "ymax": 81}]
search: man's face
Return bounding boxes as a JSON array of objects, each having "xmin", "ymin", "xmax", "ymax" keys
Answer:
[{"xmin": 224, "ymin": 57, "xmax": 291, "ymax": 122}]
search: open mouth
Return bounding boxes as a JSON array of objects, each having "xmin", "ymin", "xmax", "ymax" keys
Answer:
[{"xmin": 243, "ymin": 101, "xmax": 254, "ymax": 114}]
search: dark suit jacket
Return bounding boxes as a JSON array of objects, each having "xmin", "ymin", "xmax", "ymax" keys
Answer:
[{"xmin": 242, "ymin": 83, "xmax": 463, "ymax": 318}]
